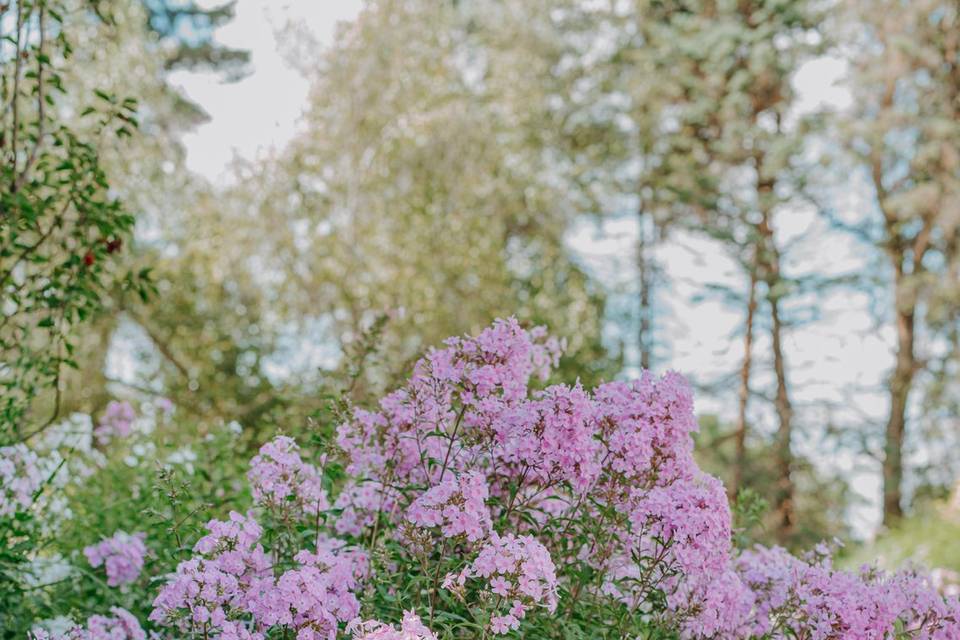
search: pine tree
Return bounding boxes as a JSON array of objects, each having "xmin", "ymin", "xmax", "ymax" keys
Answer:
[{"xmin": 844, "ymin": 0, "xmax": 960, "ymax": 525}]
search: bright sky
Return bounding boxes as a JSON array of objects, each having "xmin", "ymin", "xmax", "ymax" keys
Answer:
[
  {"xmin": 173, "ymin": 1, "xmax": 891, "ymax": 537},
  {"xmin": 172, "ymin": 0, "xmax": 364, "ymax": 180}
]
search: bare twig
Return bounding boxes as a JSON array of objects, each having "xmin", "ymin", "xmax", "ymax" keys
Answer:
[{"xmin": 14, "ymin": 3, "xmax": 46, "ymax": 191}]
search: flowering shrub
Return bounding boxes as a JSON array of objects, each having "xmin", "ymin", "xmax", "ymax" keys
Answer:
[
  {"xmin": 738, "ymin": 543, "xmax": 960, "ymax": 638},
  {"xmin": 149, "ymin": 485, "xmax": 363, "ymax": 639},
  {"xmin": 10, "ymin": 319, "xmax": 960, "ymax": 639},
  {"xmin": 328, "ymin": 317, "xmax": 749, "ymax": 636}
]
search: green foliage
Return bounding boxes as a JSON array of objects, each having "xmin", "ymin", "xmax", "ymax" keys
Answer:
[
  {"xmin": 695, "ymin": 414, "xmax": 852, "ymax": 550},
  {"xmin": 142, "ymin": 0, "xmax": 249, "ymax": 78},
  {"xmin": 731, "ymin": 488, "xmax": 768, "ymax": 550},
  {"xmin": 2, "ymin": 414, "xmax": 251, "ymax": 638},
  {"xmin": 846, "ymin": 504, "xmax": 960, "ymax": 575},
  {"xmin": 0, "ymin": 1, "xmax": 148, "ymax": 442},
  {"xmin": 0, "ymin": 4, "xmax": 150, "ymax": 627},
  {"xmin": 210, "ymin": 0, "xmax": 618, "ymax": 387}
]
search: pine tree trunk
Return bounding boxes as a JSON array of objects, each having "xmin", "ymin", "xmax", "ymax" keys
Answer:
[
  {"xmin": 769, "ymin": 288, "xmax": 795, "ymax": 542},
  {"xmin": 758, "ymin": 212, "xmax": 795, "ymax": 544},
  {"xmin": 732, "ymin": 264, "xmax": 757, "ymax": 500},
  {"xmin": 882, "ymin": 276, "xmax": 916, "ymax": 526},
  {"xmin": 637, "ymin": 205, "xmax": 653, "ymax": 371}
]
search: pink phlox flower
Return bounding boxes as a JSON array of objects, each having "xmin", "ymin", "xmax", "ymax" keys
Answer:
[
  {"xmin": 83, "ymin": 531, "xmax": 147, "ymax": 587},
  {"xmin": 94, "ymin": 401, "xmax": 136, "ymax": 445}
]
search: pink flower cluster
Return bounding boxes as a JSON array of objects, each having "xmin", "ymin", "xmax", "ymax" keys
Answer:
[
  {"xmin": 333, "ymin": 480, "xmax": 398, "ymax": 537},
  {"xmin": 0, "ymin": 442, "xmax": 43, "ymax": 518},
  {"xmin": 335, "ymin": 318, "xmax": 732, "ymax": 632},
  {"xmin": 626, "ymin": 475, "xmax": 733, "ymax": 579},
  {"xmin": 348, "ymin": 611, "xmax": 437, "ymax": 640},
  {"xmin": 335, "ymin": 318, "xmax": 563, "ymax": 487},
  {"xmin": 151, "ymin": 498, "xmax": 365, "ymax": 639},
  {"xmin": 596, "ymin": 473, "xmax": 750, "ymax": 637},
  {"xmin": 150, "ymin": 511, "xmax": 272, "ymax": 637},
  {"xmin": 94, "ymin": 401, "xmax": 136, "ymax": 445},
  {"xmin": 444, "ymin": 532, "xmax": 558, "ymax": 634},
  {"xmin": 247, "ymin": 549, "xmax": 360, "ymax": 640},
  {"xmin": 509, "ymin": 383, "xmax": 601, "ymax": 494},
  {"xmin": 592, "ymin": 374, "xmax": 700, "ymax": 489},
  {"xmin": 406, "ymin": 470, "xmax": 491, "ymax": 542},
  {"xmin": 84, "ymin": 531, "xmax": 147, "ymax": 587},
  {"xmin": 336, "ymin": 320, "xmax": 702, "ymax": 522},
  {"xmin": 247, "ymin": 435, "xmax": 328, "ymax": 518},
  {"xmin": 30, "ymin": 607, "xmax": 144, "ymax": 640},
  {"xmin": 737, "ymin": 544, "xmax": 960, "ymax": 639}
]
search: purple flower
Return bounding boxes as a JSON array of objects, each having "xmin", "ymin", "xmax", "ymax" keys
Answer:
[
  {"xmin": 84, "ymin": 531, "xmax": 147, "ymax": 587},
  {"xmin": 30, "ymin": 607, "xmax": 145, "ymax": 640},
  {"xmin": 0, "ymin": 443, "xmax": 43, "ymax": 517},
  {"xmin": 348, "ymin": 611, "xmax": 437, "ymax": 640},
  {"xmin": 94, "ymin": 401, "xmax": 136, "ymax": 445},
  {"xmin": 248, "ymin": 436, "xmax": 328, "ymax": 518}
]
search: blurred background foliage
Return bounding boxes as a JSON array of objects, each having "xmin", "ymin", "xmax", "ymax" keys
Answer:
[{"xmin": 2, "ymin": 0, "xmax": 958, "ymax": 569}]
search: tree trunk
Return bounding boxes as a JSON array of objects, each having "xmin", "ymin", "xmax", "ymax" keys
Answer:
[
  {"xmin": 637, "ymin": 205, "xmax": 654, "ymax": 371},
  {"xmin": 751, "ymin": 139, "xmax": 795, "ymax": 542},
  {"xmin": 769, "ymin": 287, "xmax": 795, "ymax": 542},
  {"xmin": 758, "ymin": 213, "xmax": 795, "ymax": 544},
  {"xmin": 882, "ymin": 275, "xmax": 916, "ymax": 526},
  {"xmin": 732, "ymin": 262, "xmax": 758, "ymax": 500}
]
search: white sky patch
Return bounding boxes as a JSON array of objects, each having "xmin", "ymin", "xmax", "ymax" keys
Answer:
[
  {"xmin": 793, "ymin": 55, "xmax": 853, "ymax": 114},
  {"xmin": 175, "ymin": 0, "xmax": 364, "ymax": 182}
]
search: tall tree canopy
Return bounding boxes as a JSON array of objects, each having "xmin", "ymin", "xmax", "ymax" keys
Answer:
[{"xmin": 202, "ymin": 0, "xmax": 615, "ymax": 388}]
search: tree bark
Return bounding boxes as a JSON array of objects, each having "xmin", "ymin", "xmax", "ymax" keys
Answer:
[
  {"xmin": 758, "ymin": 212, "xmax": 795, "ymax": 544},
  {"xmin": 769, "ymin": 285, "xmax": 795, "ymax": 542},
  {"xmin": 751, "ymin": 137, "xmax": 795, "ymax": 542},
  {"xmin": 637, "ymin": 204, "xmax": 654, "ymax": 371},
  {"xmin": 882, "ymin": 273, "xmax": 916, "ymax": 526},
  {"xmin": 732, "ymin": 261, "xmax": 758, "ymax": 500}
]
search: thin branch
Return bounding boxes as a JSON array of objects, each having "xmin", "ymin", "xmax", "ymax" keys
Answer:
[
  {"xmin": 9, "ymin": 0, "xmax": 24, "ymax": 185},
  {"xmin": 14, "ymin": 3, "xmax": 46, "ymax": 192},
  {"xmin": 0, "ymin": 196, "xmax": 72, "ymax": 290},
  {"xmin": 121, "ymin": 308, "xmax": 192, "ymax": 380},
  {"xmin": 16, "ymin": 301, "xmax": 68, "ymax": 443}
]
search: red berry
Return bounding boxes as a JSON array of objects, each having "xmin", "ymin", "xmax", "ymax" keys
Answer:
[{"xmin": 84, "ymin": 251, "xmax": 95, "ymax": 266}]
